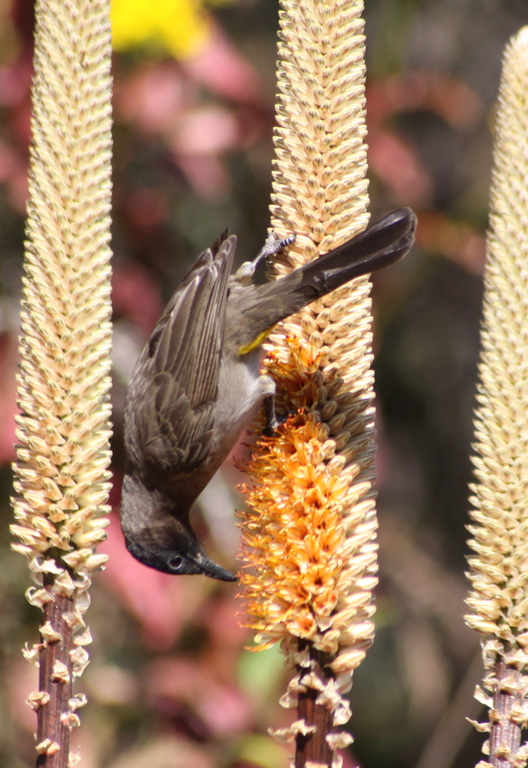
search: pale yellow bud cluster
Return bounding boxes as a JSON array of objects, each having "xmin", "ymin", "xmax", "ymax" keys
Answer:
[
  {"xmin": 466, "ymin": 26, "xmax": 528, "ymax": 768},
  {"xmin": 10, "ymin": 0, "xmax": 113, "ymax": 754}
]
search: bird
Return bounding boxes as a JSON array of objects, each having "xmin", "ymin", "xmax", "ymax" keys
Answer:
[{"xmin": 120, "ymin": 208, "xmax": 417, "ymax": 582}]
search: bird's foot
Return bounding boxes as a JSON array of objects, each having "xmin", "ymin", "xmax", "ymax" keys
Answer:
[
  {"xmin": 234, "ymin": 232, "xmax": 296, "ymax": 284},
  {"xmin": 256, "ymin": 231, "xmax": 296, "ymax": 263},
  {"xmin": 262, "ymin": 395, "xmax": 294, "ymax": 437}
]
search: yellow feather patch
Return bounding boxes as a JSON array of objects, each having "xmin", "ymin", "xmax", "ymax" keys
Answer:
[{"xmin": 238, "ymin": 328, "xmax": 274, "ymax": 356}]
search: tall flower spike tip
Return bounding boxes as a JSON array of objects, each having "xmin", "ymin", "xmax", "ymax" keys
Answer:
[
  {"xmin": 465, "ymin": 26, "xmax": 528, "ymax": 768},
  {"xmin": 239, "ymin": 1, "xmax": 378, "ymax": 766},
  {"xmin": 10, "ymin": 0, "xmax": 113, "ymax": 764}
]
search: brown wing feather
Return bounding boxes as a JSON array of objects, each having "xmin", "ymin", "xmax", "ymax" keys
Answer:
[{"xmin": 124, "ymin": 234, "xmax": 237, "ymax": 485}]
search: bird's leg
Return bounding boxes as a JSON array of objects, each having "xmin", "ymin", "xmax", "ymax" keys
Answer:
[
  {"xmin": 262, "ymin": 396, "xmax": 294, "ymax": 437},
  {"xmin": 259, "ymin": 374, "xmax": 281, "ymax": 437},
  {"xmin": 263, "ymin": 394, "xmax": 280, "ymax": 437},
  {"xmin": 234, "ymin": 232, "xmax": 296, "ymax": 284}
]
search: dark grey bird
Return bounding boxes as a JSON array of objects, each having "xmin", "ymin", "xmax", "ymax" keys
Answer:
[{"xmin": 120, "ymin": 208, "xmax": 416, "ymax": 581}]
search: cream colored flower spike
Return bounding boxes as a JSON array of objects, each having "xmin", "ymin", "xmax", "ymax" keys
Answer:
[
  {"xmin": 10, "ymin": 0, "xmax": 113, "ymax": 762},
  {"xmin": 239, "ymin": 1, "xmax": 381, "ymax": 766},
  {"xmin": 466, "ymin": 25, "xmax": 528, "ymax": 768}
]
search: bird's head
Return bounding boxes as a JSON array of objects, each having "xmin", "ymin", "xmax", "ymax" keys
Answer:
[{"xmin": 120, "ymin": 473, "xmax": 237, "ymax": 582}]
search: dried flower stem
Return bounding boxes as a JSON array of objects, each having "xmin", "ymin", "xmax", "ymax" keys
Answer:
[
  {"xmin": 295, "ymin": 643, "xmax": 334, "ymax": 768},
  {"xmin": 36, "ymin": 593, "xmax": 74, "ymax": 767},
  {"xmin": 488, "ymin": 662, "xmax": 523, "ymax": 768},
  {"xmin": 465, "ymin": 26, "xmax": 528, "ymax": 768},
  {"xmin": 239, "ymin": 1, "xmax": 377, "ymax": 766},
  {"xmin": 11, "ymin": 0, "xmax": 113, "ymax": 765}
]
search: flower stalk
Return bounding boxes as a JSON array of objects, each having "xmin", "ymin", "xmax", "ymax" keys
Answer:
[
  {"xmin": 11, "ymin": 0, "xmax": 113, "ymax": 765},
  {"xmin": 465, "ymin": 26, "xmax": 528, "ymax": 768},
  {"xmin": 239, "ymin": 1, "xmax": 378, "ymax": 765}
]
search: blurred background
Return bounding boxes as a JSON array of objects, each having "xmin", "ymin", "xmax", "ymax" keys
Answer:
[{"xmin": 0, "ymin": 0, "xmax": 527, "ymax": 766}]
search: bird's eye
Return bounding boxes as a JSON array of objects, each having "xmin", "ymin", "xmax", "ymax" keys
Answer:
[{"xmin": 168, "ymin": 555, "xmax": 184, "ymax": 572}]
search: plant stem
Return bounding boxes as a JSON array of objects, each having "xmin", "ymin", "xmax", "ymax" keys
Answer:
[
  {"xmin": 36, "ymin": 593, "xmax": 74, "ymax": 768},
  {"xmin": 296, "ymin": 640, "xmax": 334, "ymax": 768},
  {"xmin": 489, "ymin": 661, "xmax": 522, "ymax": 768}
]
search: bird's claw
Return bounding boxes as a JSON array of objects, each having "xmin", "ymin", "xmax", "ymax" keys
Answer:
[
  {"xmin": 257, "ymin": 231, "xmax": 296, "ymax": 262},
  {"xmin": 263, "ymin": 395, "xmax": 294, "ymax": 437}
]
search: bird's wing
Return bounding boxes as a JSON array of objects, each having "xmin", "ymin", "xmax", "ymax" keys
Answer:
[{"xmin": 124, "ymin": 233, "xmax": 237, "ymax": 480}]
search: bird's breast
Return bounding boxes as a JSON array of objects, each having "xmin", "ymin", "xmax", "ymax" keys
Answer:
[{"xmin": 213, "ymin": 350, "xmax": 264, "ymax": 451}]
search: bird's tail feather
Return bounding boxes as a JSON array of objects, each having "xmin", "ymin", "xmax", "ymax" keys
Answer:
[
  {"xmin": 299, "ymin": 206, "xmax": 416, "ymax": 288},
  {"xmin": 249, "ymin": 207, "xmax": 416, "ymax": 328}
]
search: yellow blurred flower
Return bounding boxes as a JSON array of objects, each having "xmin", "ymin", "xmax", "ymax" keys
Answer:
[{"xmin": 111, "ymin": 0, "xmax": 221, "ymax": 59}]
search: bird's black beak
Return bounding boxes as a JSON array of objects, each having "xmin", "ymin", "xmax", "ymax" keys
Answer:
[{"xmin": 196, "ymin": 552, "xmax": 238, "ymax": 582}]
